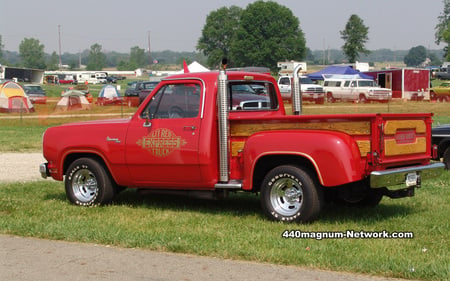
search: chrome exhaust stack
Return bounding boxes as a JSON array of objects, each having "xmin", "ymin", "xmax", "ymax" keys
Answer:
[
  {"xmin": 217, "ymin": 58, "xmax": 229, "ymax": 183},
  {"xmin": 292, "ymin": 64, "xmax": 303, "ymax": 115}
]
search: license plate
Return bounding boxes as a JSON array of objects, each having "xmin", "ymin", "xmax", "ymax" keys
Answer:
[{"xmin": 406, "ymin": 173, "xmax": 418, "ymax": 187}]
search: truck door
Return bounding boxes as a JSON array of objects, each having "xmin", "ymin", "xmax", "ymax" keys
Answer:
[
  {"xmin": 125, "ymin": 82, "xmax": 203, "ymax": 186},
  {"xmin": 278, "ymin": 77, "xmax": 291, "ymax": 94}
]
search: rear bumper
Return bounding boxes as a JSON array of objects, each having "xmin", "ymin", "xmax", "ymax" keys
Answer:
[{"xmin": 370, "ymin": 162, "xmax": 445, "ymax": 189}]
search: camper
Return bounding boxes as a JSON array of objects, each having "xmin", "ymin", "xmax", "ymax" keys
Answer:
[
  {"xmin": 76, "ymin": 72, "xmax": 107, "ymax": 84},
  {"xmin": 277, "ymin": 61, "xmax": 307, "ymax": 76}
]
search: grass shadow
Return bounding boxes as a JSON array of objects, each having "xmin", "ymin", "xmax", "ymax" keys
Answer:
[{"xmin": 44, "ymin": 187, "xmax": 419, "ymax": 224}]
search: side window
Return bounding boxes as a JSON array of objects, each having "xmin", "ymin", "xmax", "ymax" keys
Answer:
[
  {"xmin": 279, "ymin": 77, "xmax": 290, "ymax": 85},
  {"xmin": 141, "ymin": 83, "xmax": 201, "ymax": 119},
  {"xmin": 229, "ymin": 81, "xmax": 278, "ymax": 111},
  {"xmin": 344, "ymin": 81, "xmax": 351, "ymax": 87}
]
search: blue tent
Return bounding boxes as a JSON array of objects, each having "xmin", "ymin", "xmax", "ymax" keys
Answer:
[{"xmin": 307, "ymin": 65, "xmax": 372, "ymax": 80}]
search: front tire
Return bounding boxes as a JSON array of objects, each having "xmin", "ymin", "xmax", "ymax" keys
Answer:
[
  {"xmin": 358, "ymin": 94, "xmax": 368, "ymax": 103},
  {"xmin": 326, "ymin": 92, "xmax": 335, "ymax": 103},
  {"xmin": 65, "ymin": 158, "xmax": 115, "ymax": 206},
  {"xmin": 260, "ymin": 165, "xmax": 323, "ymax": 223}
]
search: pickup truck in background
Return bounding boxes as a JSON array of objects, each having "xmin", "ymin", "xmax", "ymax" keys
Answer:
[
  {"xmin": 324, "ymin": 78, "xmax": 392, "ymax": 103},
  {"xmin": 277, "ymin": 76, "xmax": 325, "ymax": 104},
  {"xmin": 40, "ymin": 63, "xmax": 444, "ymax": 222},
  {"xmin": 432, "ymin": 124, "xmax": 450, "ymax": 169}
]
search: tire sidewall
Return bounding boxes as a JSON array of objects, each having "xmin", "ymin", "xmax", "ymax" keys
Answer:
[
  {"xmin": 261, "ymin": 166, "xmax": 321, "ymax": 223},
  {"xmin": 65, "ymin": 158, "xmax": 111, "ymax": 206}
]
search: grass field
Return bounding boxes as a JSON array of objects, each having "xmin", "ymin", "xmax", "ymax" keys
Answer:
[
  {"xmin": 0, "ymin": 100, "xmax": 449, "ymax": 280},
  {"xmin": 0, "ymin": 175, "xmax": 448, "ymax": 280}
]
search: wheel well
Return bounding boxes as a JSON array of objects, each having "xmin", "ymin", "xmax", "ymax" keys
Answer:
[
  {"xmin": 251, "ymin": 154, "xmax": 317, "ymax": 192},
  {"xmin": 63, "ymin": 153, "xmax": 107, "ymax": 176}
]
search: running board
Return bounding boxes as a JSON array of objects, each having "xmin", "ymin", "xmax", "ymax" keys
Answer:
[{"xmin": 215, "ymin": 180, "xmax": 242, "ymax": 189}]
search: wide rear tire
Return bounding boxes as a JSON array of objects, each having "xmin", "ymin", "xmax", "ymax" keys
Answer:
[
  {"xmin": 260, "ymin": 165, "xmax": 323, "ymax": 223},
  {"xmin": 65, "ymin": 158, "xmax": 115, "ymax": 206}
]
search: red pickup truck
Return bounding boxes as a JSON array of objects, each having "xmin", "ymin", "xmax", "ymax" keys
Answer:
[{"xmin": 40, "ymin": 65, "xmax": 444, "ymax": 222}]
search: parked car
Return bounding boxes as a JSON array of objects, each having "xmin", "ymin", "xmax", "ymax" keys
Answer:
[
  {"xmin": 23, "ymin": 84, "xmax": 47, "ymax": 104},
  {"xmin": 432, "ymin": 124, "xmax": 450, "ymax": 169},
  {"xmin": 138, "ymin": 81, "xmax": 160, "ymax": 104},
  {"xmin": 430, "ymin": 82, "xmax": 450, "ymax": 102},
  {"xmin": 105, "ymin": 76, "xmax": 118, "ymax": 83},
  {"xmin": 124, "ymin": 81, "xmax": 159, "ymax": 106}
]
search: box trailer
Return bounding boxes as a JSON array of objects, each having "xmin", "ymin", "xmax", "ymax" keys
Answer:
[{"xmin": 364, "ymin": 68, "xmax": 430, "ymax": 100}]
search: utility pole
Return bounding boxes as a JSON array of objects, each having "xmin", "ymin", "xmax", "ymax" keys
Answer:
[
  {"xmin": 58, "ymin": 25, "xmax": 62, "ymax": 70},
  {"xmin": 148, "ymin": 31, "xmax": 151, "ymax": 69}
]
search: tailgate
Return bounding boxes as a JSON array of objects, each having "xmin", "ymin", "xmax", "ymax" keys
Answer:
[{"xmin": 374, "ymin": 113, "xmax": 432, "ymax": 166}]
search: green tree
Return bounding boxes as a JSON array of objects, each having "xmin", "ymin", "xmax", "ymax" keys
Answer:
[
  {"xmin": 128, "ymin": 46, "xmax": 147, "ymax": 69},
  {"xmin": 340, "ymin": 14, "xmax": 370, "ymax": 63},
  {"xmin": 435, "ymin": 0, "xmax": 450, "ymax": 59},
  {"xmin": 404, "ymin": 45, "xmax": 427, "ymax": 67},
  {"xmin": 429, "ymin": 52, "xmax": 442, "ymax": 66},
  {"xmin": 230, "ymin": 1, "xmax": 306, "ymax": 72},
  {"xmin": 47, "ymin": 51, "xmax": 59, "ymax": 70},
  {"xmin": 86, "ymin": 43, "xmax": 106, "ymax": 70},
  {"xmin": 19, "ymin": 38, "xmax": 46, "ymax": 69},
  {"xmin": 197, "ymin": 6, "xmax": 242, "ymax": 68}
]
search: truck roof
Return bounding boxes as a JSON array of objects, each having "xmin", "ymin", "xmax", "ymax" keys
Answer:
[{"xmin": 163, "ymin": 71, "xmax": 275, "ymax": 84}]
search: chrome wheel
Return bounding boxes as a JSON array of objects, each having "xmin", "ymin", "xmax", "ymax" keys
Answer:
[
  {"xmin": 71, "ymin": 168, "xmax": 98, "ymax": 203},
  {"xmin": 269, "ymin": 177, "xmax": 303, "ymax": 216}
]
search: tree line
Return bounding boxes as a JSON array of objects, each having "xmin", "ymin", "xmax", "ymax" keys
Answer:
[{"xmin": 1, "ymin": 0, "xmax": 449, "ymax": 71}]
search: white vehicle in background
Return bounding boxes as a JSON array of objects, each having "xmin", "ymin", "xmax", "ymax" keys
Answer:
[
  {"xmin": 76, "ymin": 72, "xmax": 107, "ymax": 84},
  {"xmin": 323, "ymin": 76, "xmax": 392, "ymax": 103},
  {"xmin": 277, "ymin": 76, "xmax": 325, "ymax": 104}
]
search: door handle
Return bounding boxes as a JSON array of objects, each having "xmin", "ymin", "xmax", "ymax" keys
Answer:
[
  {"xmin": 184, "ymin": 126, "xmax": 196, "ymax": 130},
  {"xmin": 106, "ymin": 136, "xmax": 121, "ymax": 143}
]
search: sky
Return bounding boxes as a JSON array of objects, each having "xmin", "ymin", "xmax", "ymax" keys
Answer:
[{"xmin": 0, "ymin": 0, "xmax": 445, "ymax": 54}]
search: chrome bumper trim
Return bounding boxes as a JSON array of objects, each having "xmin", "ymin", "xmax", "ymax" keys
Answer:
[{"xmin": 370, "ymin": 162, "xmax": 445, "ymax": 189}]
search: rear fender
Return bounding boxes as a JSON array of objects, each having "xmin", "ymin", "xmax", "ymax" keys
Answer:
[{"xmin": 241, "ymin": 130, "xmax": 364, "ymax": 189}]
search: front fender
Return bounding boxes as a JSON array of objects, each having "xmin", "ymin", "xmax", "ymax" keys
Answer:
[{"xmin": 242, "ymin": 130, "xmax": 364, "ymax": 188}]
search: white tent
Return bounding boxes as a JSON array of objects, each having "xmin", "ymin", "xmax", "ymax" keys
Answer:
[
  {"xmin": 97, "ymin": 84, "xmax": 122, "ymax": 105},
  {"xmin": 176, "ymin": 61, "xmax": 210, "ymax": 74},
  {"xmin": 55, "ymin": 90, "xmax": 91, "ymax": 111}
]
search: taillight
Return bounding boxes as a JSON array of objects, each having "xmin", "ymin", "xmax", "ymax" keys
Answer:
[{"xmin": 432, "ymin": 144, "xmax": 439, "ymax": 159}]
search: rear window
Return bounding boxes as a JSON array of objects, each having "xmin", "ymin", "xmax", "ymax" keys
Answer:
[{"xmin": 229, "ymin": 81, "xmax": 278, "ymax": 111}]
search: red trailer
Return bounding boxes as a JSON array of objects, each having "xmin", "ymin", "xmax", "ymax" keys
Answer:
[{"xmin": 364, "ymin": 68, "xmax": 430, "ymax": 101}]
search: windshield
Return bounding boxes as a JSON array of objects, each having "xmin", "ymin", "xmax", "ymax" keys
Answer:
[{"xmin": 300, "ymin": 77, "xmax": 314, "ymax": 84}]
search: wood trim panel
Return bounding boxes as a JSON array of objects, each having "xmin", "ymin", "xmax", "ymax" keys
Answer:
[
  {"xmin": 384, "ymin": 137, "xmax": 427, "ymax": 156},
  {"xmin": 384, "ymin": 120, "xmax": 426, "ymax": 135},
  {"xmin": 230, "ymin": 121, "xmax": 371, "ymax": 137}
]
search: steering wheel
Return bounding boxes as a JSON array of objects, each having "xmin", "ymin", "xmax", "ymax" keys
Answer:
[{"xmin": 168, "ymin": 106, "xmax": 184, "ymax": 118}]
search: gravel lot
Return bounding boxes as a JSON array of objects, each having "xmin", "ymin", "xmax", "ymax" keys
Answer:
[
  {"xmin": 0, "ymin": 153, "xmax": 45, "ymax": 183},
  {"xmin": 0, "ymin": 153, "xmax": 411, "ymax": 281}
]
